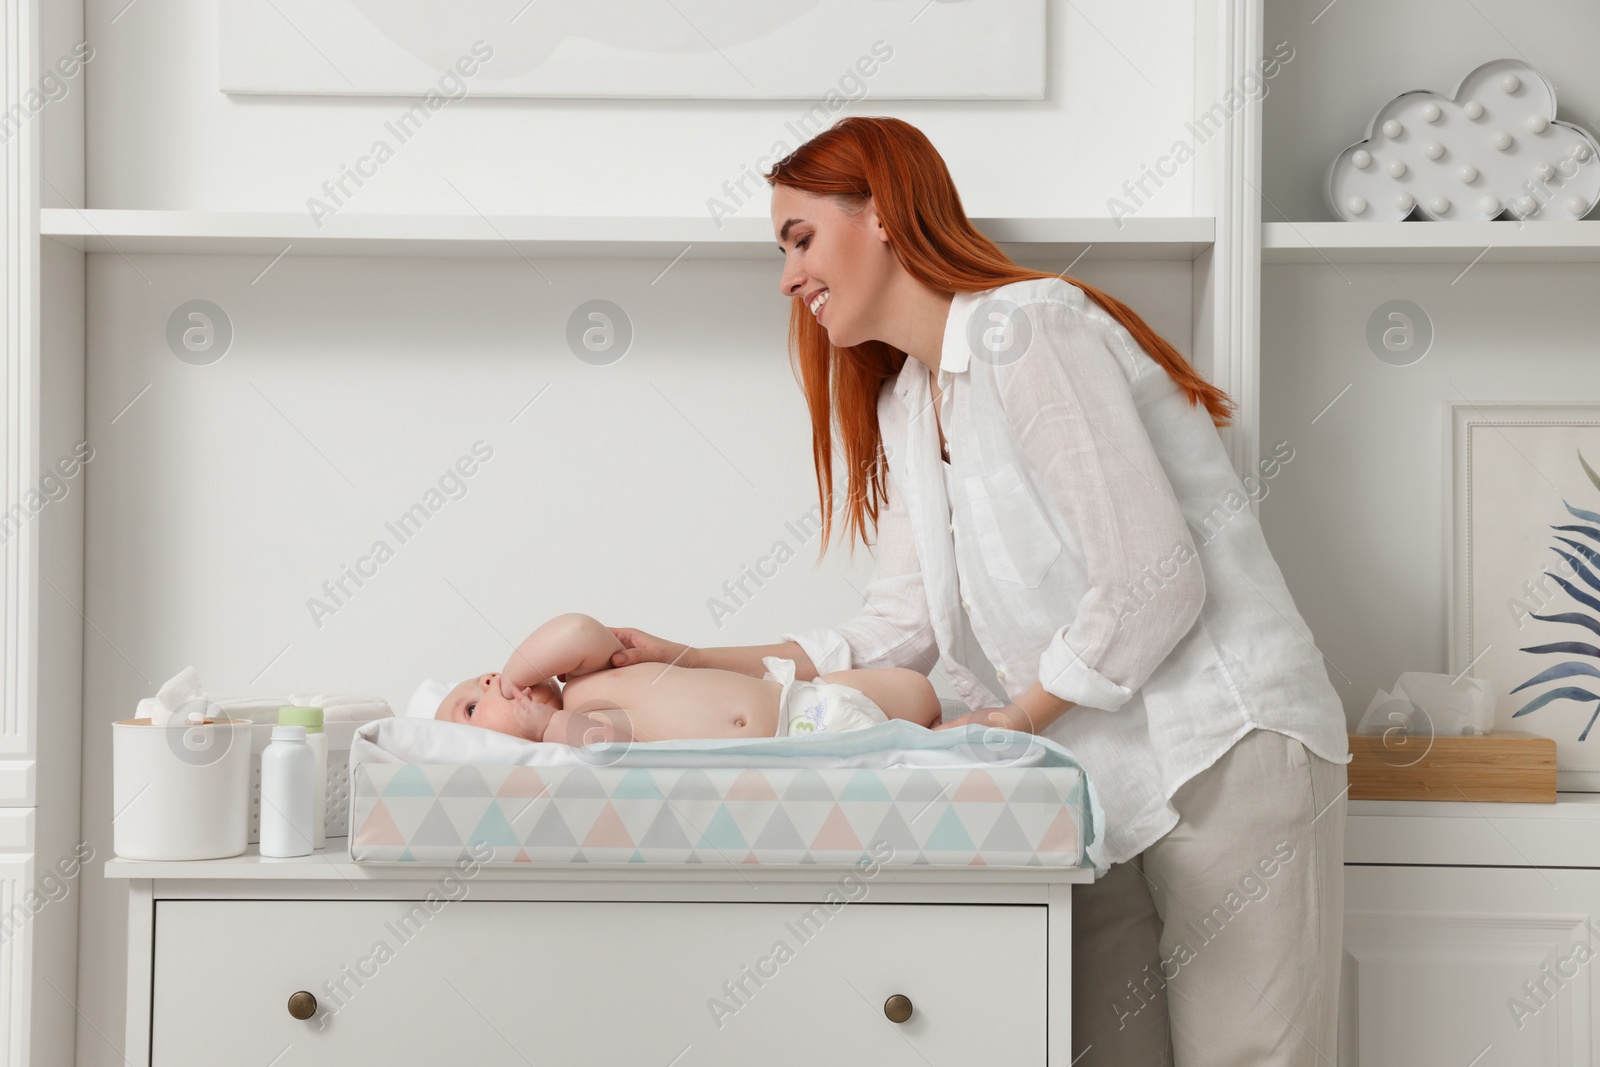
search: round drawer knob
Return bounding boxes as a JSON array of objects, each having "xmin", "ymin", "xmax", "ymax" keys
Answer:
[
  {"xmin": 883, "ymin": 993, "xmax": 914, "ymax": 1024},
  {"xmin": 287, "ymin": 991, "xmax": 318, "ymax": 1021}
]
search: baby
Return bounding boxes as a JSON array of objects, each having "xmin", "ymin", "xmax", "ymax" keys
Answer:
[{"xmin": 434, "ymin": 612, "xmax": 942, "ymax": 745}]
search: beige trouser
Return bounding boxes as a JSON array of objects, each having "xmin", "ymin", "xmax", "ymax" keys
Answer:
[{"xmin": 1071, "ymin": 727, "xmax": 1348, "ymax": 1067}]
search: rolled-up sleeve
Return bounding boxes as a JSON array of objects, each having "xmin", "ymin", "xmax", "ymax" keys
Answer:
[
  {"xmin": 780, "ymin": 455, "xmax": 939, "ymax": 678},
  {"xmin": 1006, "ymin": 297, "xmax": 1207, "ymax": 711}
]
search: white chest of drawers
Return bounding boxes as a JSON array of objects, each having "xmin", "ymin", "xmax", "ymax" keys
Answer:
[{"xmin": 107, "ymin": 847, "xmax": 1091, "ymax": 1066}]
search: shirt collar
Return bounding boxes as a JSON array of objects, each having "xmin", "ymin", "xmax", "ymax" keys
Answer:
[
  {"xmin": 894, "ymin": 288, "xmax": 980, "ymax": 405},
  {"xmin": 938, "ymin": 289, "xmax": 975, "ymax": 375}
]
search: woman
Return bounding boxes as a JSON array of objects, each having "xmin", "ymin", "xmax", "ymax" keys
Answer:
[{"xmin": 609, "ymin": 116, "xmax": 1350, "ymax": 1067}]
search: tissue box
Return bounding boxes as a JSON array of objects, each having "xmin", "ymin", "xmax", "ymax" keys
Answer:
[
  {"xmin": 112, "ymin": 718, "xmax": 253, "ymax": 860},
  {"xmin": 1347, "ymin": 730, "xmax": 1557, "ymax": 802}
]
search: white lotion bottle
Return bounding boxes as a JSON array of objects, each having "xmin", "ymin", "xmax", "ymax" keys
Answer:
[
  {"xmin": 259, "ymin": 725, "xmax": 315, "ymax": 858},
  {"xmin": 279, "ymin": 706, "xmax": 327, "ymax": 849}
]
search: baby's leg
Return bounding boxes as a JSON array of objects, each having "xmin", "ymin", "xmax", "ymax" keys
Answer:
[
  {"xmin": 820, "ymin": 668, "xmax": 942, "ymax": 728},
  {"xmin": 502, "ymin": 613, "xmax": 627, "ymax": 692}
]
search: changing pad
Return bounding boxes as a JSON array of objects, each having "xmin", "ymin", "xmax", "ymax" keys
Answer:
[{"xmin": 348, "ymin": 718, "xmax": 1106, "ymax": 869}]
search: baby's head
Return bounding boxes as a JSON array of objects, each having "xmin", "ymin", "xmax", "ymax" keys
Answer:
[{"xmin": 434, "ymin": 672, "xmax": 559, "ymax": 741}]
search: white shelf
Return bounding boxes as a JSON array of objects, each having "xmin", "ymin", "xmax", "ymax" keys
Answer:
[
  {"xmin": 1262, "ymin": 220, "xmax": 1600, "ymax": 264},
  {"xmin": 39, "ymin": 209, "xmax": 1214, "ymax": 262}
]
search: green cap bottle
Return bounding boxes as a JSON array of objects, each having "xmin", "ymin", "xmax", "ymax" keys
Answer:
[{"xmin": 277, "ymin": 706, "xmax": 325, "ymax": 733}]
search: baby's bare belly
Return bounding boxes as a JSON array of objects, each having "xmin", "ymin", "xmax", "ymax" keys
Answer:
[{"xmin": 560, "ymin": 662, "xmax": 783, "ymax": 742}]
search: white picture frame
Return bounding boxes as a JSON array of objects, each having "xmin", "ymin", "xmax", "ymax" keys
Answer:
[
  {"xmin": 219, "ymin": 0, "xmax": 1047, "ymax": 100},
  {"xmin": 1450, "ymin": 401, "xmax": 1600, "ymax": 791}
]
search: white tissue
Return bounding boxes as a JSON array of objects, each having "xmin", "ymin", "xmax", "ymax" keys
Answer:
[
  {"xmin": 137, "ymin": 667, "xmax": 210, "ymax": 727},
  {"xmin": 1357, "ymin": 671, "xmax": 1496, "ymax": 737}
]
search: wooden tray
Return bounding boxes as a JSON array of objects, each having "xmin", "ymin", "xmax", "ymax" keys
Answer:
[{"xmin": 1346, "ymin": 731, "xmax": 1557, "ymax": 803}]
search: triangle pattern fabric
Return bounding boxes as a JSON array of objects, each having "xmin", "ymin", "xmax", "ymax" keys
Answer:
[
  {"xmin": 441, "ymin": 766, "xmax": 494, "ymax": 797},
  {"xmin": 923, "ymin": 806, "xmax": 976, "ymax": 853},
  {"xmin": 346, "ymin": 758, "xmax": 1090, "ymax": 868},
  {"xmin": 726, "ymin": 769, "xmax": 781, "ymax": 801},
  {"xmin": 638, "ymin": 806, "xmax": 695, "ymax": 852},
  {"xmin": 978, "ymin": 806, "xmax": 1033, "ymax": 857},
  {"xmin": 552, "ymin": 766, "xmax": 606, "ymax": 799},
  {"xmin": 667, "ymin": 769, "xmax": 720, "ymax": 800},
  {"xmin": 810, "ymin": 804, "xmax": 863, "ymax": 852},
  {"xmin": 468, "ymin": 803, "xmax": 522, "ymax": 848},
  {"xmin": 613, "ymin": 768, "xmax": 665, "ymax": 800},
  {"xmin": 526, "ymin": 804, "xmax": 579, "ymax": 850},
  {"xmin": 582, "ymin": 802, "xmax": 635, "ymax": 850},
  {"xmin": 355, "ymin": 799, "xmax": 405, "ymax": 846},
  {"xmin": 781, "ymin": 769, "xmax": 834, "ymax": 801},
  {"xmin": 752, "ymin": 807, "xmax": 807, "ymax": 852},
  {"xmin": 381, "ymin": 764, "xmax": 436, "ymax": 797},
  {"xmin": 412, "ymin": 801, "xmax": 464, "ymax": 847},
  {"xmin": 696, "ymin": 804, "xmax": 749, "ymax": 853},
  {"xmin": 496, "ymin": 767, "xmax": 549, "ymax": 799}
]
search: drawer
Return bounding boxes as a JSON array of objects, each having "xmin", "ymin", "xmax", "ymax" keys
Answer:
[{"xmin": 152, "ymin": 898, "xmax": 1046, "ymax": 1065}]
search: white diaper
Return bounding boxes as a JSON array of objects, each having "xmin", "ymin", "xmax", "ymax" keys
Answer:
[{"xmin": 761, "ymin": 656, "xmax": 890, "ymax": 737}]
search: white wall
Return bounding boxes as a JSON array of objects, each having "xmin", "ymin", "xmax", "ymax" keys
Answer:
[
  {"xmin": 71, "ymin": 3, "xmax": 1208, "ymax": 1064},
  {"xmin": 1261, "ymin": 261, "xmax": 1600, "ymax": 721},
  {"xmin": 77, "ymin": 252, "xmax": 1194, "ymax": 699},
  {"xmin": 1259, "ymin": 0, "xmax": 1600, "ymax": 723}
]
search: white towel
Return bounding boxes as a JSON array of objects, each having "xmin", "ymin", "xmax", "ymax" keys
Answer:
[{"xmin": 134, "ymin": 668, "xmax": 394, "ymax": 725}]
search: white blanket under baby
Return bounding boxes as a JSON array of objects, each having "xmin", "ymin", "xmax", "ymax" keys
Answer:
[{"xmin": 347, "ymin": 718, "xmax": 1106, "ymax": 869}]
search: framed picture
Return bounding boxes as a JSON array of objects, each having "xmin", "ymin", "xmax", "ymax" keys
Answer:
[
  {"xmin": 1451, "ymin": 402, "xmax": 1600, "ymax": 791},
  {"xmin": 218, "ymin": 0, "xmax": 1047, "ymax": 99}
]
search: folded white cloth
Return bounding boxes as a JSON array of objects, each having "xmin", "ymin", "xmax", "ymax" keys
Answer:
[
  {"xmin": 285, "ymin": 694, "xmax": 394, "ymax": 722},
  {"xmin": 135, "ymin": 668, "xmax": 394, "ymax": 726},
  {"xmin": 406, "ymin": 679, "xmax": 451, "ymax": 720}
]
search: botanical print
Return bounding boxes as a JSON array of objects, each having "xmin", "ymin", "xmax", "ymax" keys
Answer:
[{"xmin": 1510, "ymin": 449, "xmax": 1600, "ymax": 741}]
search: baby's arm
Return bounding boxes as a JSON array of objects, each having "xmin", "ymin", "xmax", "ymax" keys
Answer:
[
  {"xmin": 500, "ymin": 613, "xmax": 627, "ymax": 697},
  {"xmin": 820, "ymin": 667, "xmax": 943, "ymax": 729}
]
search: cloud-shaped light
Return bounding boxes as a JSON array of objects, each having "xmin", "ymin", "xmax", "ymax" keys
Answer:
[{"xmin": 1327, "ymin": 58, "xmax": 1600, "ymax": 222}]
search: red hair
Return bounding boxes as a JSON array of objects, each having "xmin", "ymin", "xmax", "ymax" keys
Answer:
[{"xmin": 764, "ymin": 116, "xmax": 1235, "ymax": 560}]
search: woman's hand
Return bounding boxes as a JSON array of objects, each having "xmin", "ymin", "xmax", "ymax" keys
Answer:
[
  {"xmin": 607, "ymin": 627, "xmax": 695, "ymax": 669},
  {"xmin": 935, "ymin": 684, "xmax": 1074, "ymax": 736},
  {"xmin": 933, "ymin": 703, "xmax": 1041, "ymax": 734}
]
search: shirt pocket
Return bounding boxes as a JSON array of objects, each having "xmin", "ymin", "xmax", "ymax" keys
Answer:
[{"xmin": 964, "ymin": 461, "xmax": 1062, "ymax": 588}]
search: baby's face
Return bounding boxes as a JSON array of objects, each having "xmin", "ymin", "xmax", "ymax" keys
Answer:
[{"xmin": 436, "ymin": 673, "xmax": 559, "ymax": 741}]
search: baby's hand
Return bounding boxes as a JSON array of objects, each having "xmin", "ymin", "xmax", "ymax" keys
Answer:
[{"xmin": 508, "ymin": 685, "xmax": 560, "ymax": 741}]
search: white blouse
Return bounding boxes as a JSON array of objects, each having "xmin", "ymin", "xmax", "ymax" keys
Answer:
[{"xmin": 780, "ymin": 277, "xmax": 1351, "ymax": 866}]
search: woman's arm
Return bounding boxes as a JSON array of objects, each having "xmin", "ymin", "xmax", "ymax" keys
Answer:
[
  {"xmin": 606, "ymin": 630, "xmax": 818, "ymax": 679},
  {"xmin": 1003, "ymin": 294, "xmax": 1207, "ymax": 714},
  {"xmin": 685, "ymin": 641, "xmax": 818, "ymax": 679}
]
